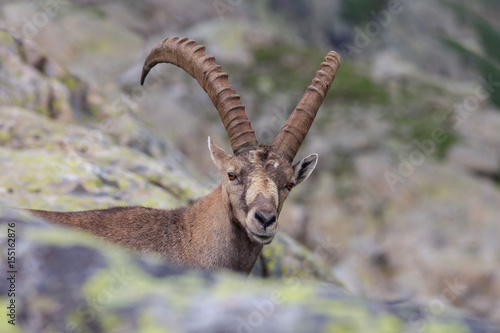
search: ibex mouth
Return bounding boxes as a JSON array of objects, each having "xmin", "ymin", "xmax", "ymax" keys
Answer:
[
  {"xmin": 251, "ymin": 233, "xmax": 274, "ymax": 244},
  {"xmin": 247, "ymin": 227, "xmax": 275, "ymax": 244}
]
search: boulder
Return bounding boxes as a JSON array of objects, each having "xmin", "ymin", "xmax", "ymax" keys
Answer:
[{"xmin": 1, "ymin": 209, "xmax": 497, "ymax": 333}]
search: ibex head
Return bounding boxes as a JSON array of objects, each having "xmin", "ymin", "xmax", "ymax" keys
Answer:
[
  {"xmin": 141, "ymin": 37, "xmax": 340, "ymax": 245},
  {"xmin": 207, "ymin": 139, "xmax": 317, "ymax": 244}
]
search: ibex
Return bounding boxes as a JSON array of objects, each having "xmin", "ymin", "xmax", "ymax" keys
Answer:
[{"xmin": 30, "ymin": 37, "xmax": 340, "ymax": 274}]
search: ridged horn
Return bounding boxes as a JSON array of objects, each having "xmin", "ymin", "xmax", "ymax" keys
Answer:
[
  {"xmin": 272, "ymin": 51, "xmax": 341, "ymax": 162},
  {"xmin": 141, "ymin": 37, "xmax": 258, "ymax": 154}
]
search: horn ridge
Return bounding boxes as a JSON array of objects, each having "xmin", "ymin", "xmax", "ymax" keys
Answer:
[
  {"xmin": 272, "ymin": 51, "xmax": 341, "ymax": 162},
  {"xmin": 141, "ymin": 37, "xmax": 258, "ymax": 154}
]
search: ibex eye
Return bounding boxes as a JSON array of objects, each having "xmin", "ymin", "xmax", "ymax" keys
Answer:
[
  {"xmin": 228, "ymin": 172, "xmax": 237, "ymax": 181},
  {"xmin": 286, "ymin": 183, "xmax": 295, "ymax": 191}
]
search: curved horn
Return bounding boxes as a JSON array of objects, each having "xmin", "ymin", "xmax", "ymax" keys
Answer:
[
  {"xmin": 141, "ymin": 37, "xmax": 258, "ymax": 154},
  {"xmin": 272, "ymin": 51, "xmax": 341, "ymax": 162}
]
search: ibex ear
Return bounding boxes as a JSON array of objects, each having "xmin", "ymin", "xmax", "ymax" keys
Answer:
[
  {"xmin": 293, "ymin": 154, "xmax": 318, "ymax": 186},
  {"xmin": 208, "ymin": 137, "xmax": 230, "ymax": 169}
]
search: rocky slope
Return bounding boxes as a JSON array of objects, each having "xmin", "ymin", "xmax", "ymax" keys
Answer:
[
  {"xmin": 4, "ymin": 208, "xmax": 499, "ymax": 333},
  {"xmin": 1, "ymin": 0, "xmax": 500, "ymax": 330},
  {"xmin": 0, "ymin": 22, "xmax": 497, "ymax": 333}
]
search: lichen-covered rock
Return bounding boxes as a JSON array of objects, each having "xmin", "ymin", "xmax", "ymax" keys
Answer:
[
  {"xmin": 0, "ymin": 31, "xmax": 73, "ymax": 121},
  {"xmin": 252, "ymin": 233, "xmax": 344, "ymax": 287},
  {"xmin": 1, "ymin": 4, "xmax": 499, "ymax": 331},
  {"xmin": 1, "ymin": 209, "xmax": 497, "ymax": 333},
  {"xmin": 0, "ymin": 29, "xmax": 173, "ymax": 159},
  {"xmin": 0, "ymin": 106, "xmax": 203, "ymax": 211}
]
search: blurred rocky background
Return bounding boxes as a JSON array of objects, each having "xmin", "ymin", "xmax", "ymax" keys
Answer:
[{"xmin": 1, "ymin": 0, "xmax": 500, "ymax": 330}]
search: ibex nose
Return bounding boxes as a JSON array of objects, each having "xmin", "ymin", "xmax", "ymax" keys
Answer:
[{"xmin": 254, "ymin": 211, "xmax": 277, "ymax": 228}]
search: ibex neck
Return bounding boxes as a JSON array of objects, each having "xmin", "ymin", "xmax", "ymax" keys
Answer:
[
  {"xmin": 29, "ymin": 185, "xmax": 263, "ymax": 275},
  {"xmin": 185, "ymin": 184, "xmax": 263, "ymax": 274}
]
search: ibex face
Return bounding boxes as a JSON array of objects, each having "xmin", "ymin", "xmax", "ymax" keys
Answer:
[{"xmin": 209, "ymin": 140, "xmax": 317, "ymax": 244}]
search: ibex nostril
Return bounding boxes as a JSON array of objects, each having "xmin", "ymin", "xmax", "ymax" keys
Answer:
[
  {"xmin": 254, "ymin": 211, "xmax": 265, "ymax": 224},
  {"xmin": 255, "ymin": 212, "xmax": 277, "ymax": 228}
]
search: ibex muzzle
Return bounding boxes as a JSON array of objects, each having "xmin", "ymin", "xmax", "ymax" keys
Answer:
[{"xmin": 31, "ymin": 37, "xmax": 340, "ymax": 274}]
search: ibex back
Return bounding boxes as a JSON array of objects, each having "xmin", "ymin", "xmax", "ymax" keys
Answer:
[{"xmin": 30, "ymin": 37, "xmax": 341, "ymax": 274}]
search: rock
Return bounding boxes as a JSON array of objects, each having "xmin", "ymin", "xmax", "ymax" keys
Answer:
[
  {"xmin": 252, "ymin": 232, "xmax": 344, "ymax": 286},
  {"xmin": 0, "ymin": 106, "xmax": 203, "ymax": 210},
  {"xmin": 371, "ymin": 51, "xmax": 417, "ymax": 82},
  {"xmin": 447, "ymin": 109, "xmax": 500, "ymax": 176},
  {"xmin": 304, "ymin": 151, "xmax": 500, "ymax": 323},
  {"xmin": 448, "ymin": 145, "xmax": 499, "ymax": 175},
  {"xmin": 0, "ymin": 31, "xmax": 73, "ymax": 122},
  {"xmin": 1, "ymin": 209, "xmax": 497, "ymax": 333},
  {"xmin": 2, "ymin": 2, "xmax": 500, "ymax": 330},
  {"xmin": 0, "ymin": 27, "xmax": 185, "ymax": 161}
]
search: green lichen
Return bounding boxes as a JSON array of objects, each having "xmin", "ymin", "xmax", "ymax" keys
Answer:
[
  {"xmin": 2, "ymin": 209, "xmax": 488, "ymax": 332},
  {"xmin": 331, "ymin": 61, "xmax": 390, "ymax": 105},
  {"xmin": 138, "ymin": 311, "xmax": 171, "ymax": 333},
  {"xmin": 117, "ymin": 177, "xmax": 130, "ymax": 190},
  {"xmin": 140, "ymin": 196, "xmax": 176, "ymax": 209},
  {"xmin": 0, "ymin": 130, "xmax": 10, "ymax": 143},
  {"xmin": 241, "ymin": 42, "xmax": 327, "ymax": 103},
  {"xmin": 66, "ymin": 310, "xmax": 93, "ymax": 333},
  {"xmin": 0, "ymin": 109, "xmax": 191, "ymax": 208},
  {"xmin": 0, "ymin": 31, "xmax": 15, "ymax": 46},
  {"xmin": 260, "ymin": 233, "xmax": 344, "ymax": 286},
  {"xmin": 59, "ymin": 75, "xmax": 80, "ymax": 91},
  {"xmin": 99, "ymin": 313, "xmax": 123, "ymax": 332},
  {"xmin": 318, "ymin": 301, "xmax": 403, "ymax": 333}
]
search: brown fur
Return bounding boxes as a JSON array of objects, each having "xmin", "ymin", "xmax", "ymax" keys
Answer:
[{"xmin": 31, "ymin": 185, "xmax": 261, "ymax": 273}]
